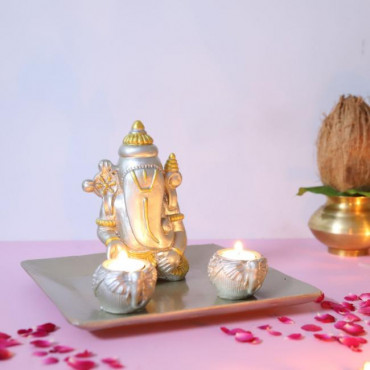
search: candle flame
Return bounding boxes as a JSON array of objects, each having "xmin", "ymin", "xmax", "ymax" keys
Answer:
[
  {"xmin": 116, "ymin": 250, "xmax": 128, "ymax": 261},
  {"xmin": 234, "ymin": 240, "xmax": 244, "ymax": 253},
  {"xmin": 363, "ymin": 362, "xmax": 370, "ymax": 370}
]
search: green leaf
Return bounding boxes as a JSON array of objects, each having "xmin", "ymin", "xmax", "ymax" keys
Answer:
[{"xmin": 297, "ymin": 186, "xmax": 370, "ymax": 197}]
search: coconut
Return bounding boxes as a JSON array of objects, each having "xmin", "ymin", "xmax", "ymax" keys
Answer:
[{"xmin": 317, "ymin": 95, "xmax": 370, "ymax": 192}]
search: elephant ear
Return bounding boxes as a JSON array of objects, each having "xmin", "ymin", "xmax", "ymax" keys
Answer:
[
  {"xmin": 221, "ymin": 260, "xmax": 249, "ymax": 283},
  {"xmin": 103, "ymin": 272, "xmax": 131, "ymax": 295}
]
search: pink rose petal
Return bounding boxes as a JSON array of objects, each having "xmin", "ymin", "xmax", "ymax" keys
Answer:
[
  {"xmin": 0, "ymin": 338, "xmax": 22, "ymax": 348},
  {"xmin": 341, "ymin": 302, "xmax": 355, "ymax": 311},
  {"xmin": 257, "ymin": 324, "xmax": 271, "ymax": 330},
  {"xmin": 220, "ymin": 327, "xmax": 251, "ymax": 335},
  {"xmin": 33, "ymin": 351, "xmax": 48, "ymax": 357},
  {"xmin": 37, "ymin": 323, "xmax": 57, "ymax": 333},
  {"xmin": 278, "ymin": 316, "xmax": 295, "ymax": 324},
  {"xmin": 359, "ymin": 300, "xmax": 370, "ymax": 308},
  {"xmin": 235, "ymin": 332, "xmax": 255, "ymax": 342},
  {"xmin": 338, "ymin": 335, "xmax": 367, "ymax": 349},
  {"xmin": 314, "ymin": 313, "xmax": 336, "ymax": 323},
  {"xmin": 32, "ymin": 330, "xmax": 49, "ymax": 338},
  {"xmin": 359, "ymin": 293, "xmax": 370, "ymax": 301},
  {"xmin": 301, "ymin": 324, "xmax": 322, "ymax": 332},
  {"xmin": 0, "ymin": 333, "xmax": 10, "ymax": 340},
  {"xmin": 75, "ymin": 350, "xmax": 95, "ymax": 358},
  {"xmin": 66, "ymin": 357, "xmax": 96, "ymax": 370},
  {"xmin": 43, "ymin": 357, "xmax": 59, "ymax": 365},
  {"xmin": 250, "ymin": 337, "xmax": 262, "ymax": 344},
  {"xmin": 334, "ymin": 321, "xmax": 366, "ymax": 336},
  {"xmin": 287, "ymin": 333, "xmax": 304, "ymax": 340},
  {"xmin": 267, "ymin": 330, "xmax": 282, "ymax": 336},
  {"xmin": 17, "ymin": 328, "xmax": 33, "ymax": 337},
  {"xmin": 313, "ymin": 333, "xmax": 338, "ymax": 342},
  {"xmin": 343, "ymin": 313, "xmax": 361, "ymax": 323},
  {"xmin": 358, "ymin": 306, "xmax": 370, "ymax": 316},
  {"xmin": 102, "ymin": 358, "xmax": 125, "ymax": 369},
  {"xmin": 0, "ymin": 348, "xmax": 13, "ymax": 360},
  {"xmin": 344, "ymin": 294, "xmax": 359, "ymax": 301},
  {"xmin": 30, "ymin": 340, "xmax": 53, "ymax": 348},
  {"xmin": 315, "ymin": 292, "xmax": 325, "ymax": 303},
  {"xmin": 51, "ymin": 345, "xmax": 75, "ymax": 354},
  {"xmin": 321, "ymin": 301, "xmax": 349, "ymax": 315}
]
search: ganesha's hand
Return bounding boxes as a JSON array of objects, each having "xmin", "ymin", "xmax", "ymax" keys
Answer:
[
  {"xmin": 156, "ymin": 249, "xmax": 182, "ymax": 274},
  {"xmin": 106, "ymin": 239, "xmax": 127, "ymax": 259}
]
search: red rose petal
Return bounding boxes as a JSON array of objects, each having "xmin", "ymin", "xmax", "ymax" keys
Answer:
[
  {"xmin": 220, "ymin": 327, "xmax": 251, "ymax": 335},
  {"xmin": 344, "ymin": 294, "xmax": 359, "ymax": 301},
  {"xmin": 51, "ymin": 345, "xmax": 75, "ymax": 354},
  {"xmin": 33, "ymin": 351, "xmax": 48, "ymax": 357},
  {"xmin": 343, "ymin": 313, "xmax": 361, "ymax": 323},
  {"xmin": 43, "ymin": 357, "xmax": 59, "ymax": 365},
  {"xmin": 287, "ymin": 333, "xmax": 304, "ymax": 340},
  {"xmin": 334, "ymin": 321, "xmax": 366, "ymax": 336},
  {"xmin": 338, "ymin": 335, "xmax": 367, "ymax": 348},
  {"xmin": 235, "ymin": 332, "xmax": 255, "ymax": 342},
  {"xmin": 342, "ymin": 302, "xmax": 355, "ymax": 311},
  {"xmin": 30, "ymin": 340, "xmax": 53, "ymax": 348},
  {"xmin": 359, "ymin": 293, "xmax": 370, "ymax": 301},
  {"xmin": 37, "ymin": 323, "xmax": 57, "ymax": 333},
  {"xmin": 250, "ymin": 337, "xmax": 262, "ymax": 344},
  {"xmin": 301, "ymin": 324, "xmax": 322, "ymax": 332},
  {"xmin": 17, "ymin": 328, "xmax": 33, "ymax": 337},
  {"xmin": 66, "ymin": 357, "xmax": 96, "ymax": 370},
  {"xmin": 314, "ymin": 313, "xmax": 336, "ymax": 323},
  {"xmin": 0, "ymin": 333, "xmax": 10, "ymax": 340},
  {"xmin": 75, "ymin": 350, "xmax": 95, "ymax": 358},
  {"xmin": 0, "ymin": 338, "xmax": 22, "ymax": 348},
  {"xmin": 315, "ymin": 292, "xmax": 325, "ymax": 303},
  {"xmin": 358, "ymin": 307, "xmax": 370, "ymax": 316},
  {"xmin": 102, "ymin": 358, "xmax": 125, "ymax": 369},
  {"xmin": 278, "ymin": 316, "xmax": 295, "ymax": 324},
  {"xmin": 321, "ymin": 301, "xmax": 349, "ymax": 315},
  {"xmin": 0, "ymin": 348, "xmax": 13, "ymax": 360},
  {"xmin": 267, "ymin": 330, "xmax": 282, "ymax": 336},
  {"xmin": 314, "ymin": 333, "xmax": 337, "ymax": 342},
  {"xmin": 257, "ymin": 324, "xmax": 271, "ymax": 330},
  {"xmin": 32, "ymin": 330, "xmax": 49, "ymax": 338},
  {"xmin": 359, "ymin": 300, "xmax": 370, "ymax": 308}
]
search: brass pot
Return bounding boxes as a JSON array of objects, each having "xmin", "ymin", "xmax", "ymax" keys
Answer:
[{"xmin": 309, "ymin": 196, "xmax": 370, "ymax": 257}]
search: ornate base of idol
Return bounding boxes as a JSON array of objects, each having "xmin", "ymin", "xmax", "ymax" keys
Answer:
[{"xmin": 309, "ymin": 196, "xmax": 370, "ymax": 257}]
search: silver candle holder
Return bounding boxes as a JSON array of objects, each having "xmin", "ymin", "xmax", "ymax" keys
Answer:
[
  {"xmin": 92, "ymin": 257, "xmax": 157, "ymax": 314},
  {"xmin": 208, "ymin": 242, "xmax": 268, "ymax": 300}
]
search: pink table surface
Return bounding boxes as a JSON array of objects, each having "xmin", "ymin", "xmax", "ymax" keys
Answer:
[{"xmin": 1, "ymin": 239, "xmax": 369, "ymax": 370}]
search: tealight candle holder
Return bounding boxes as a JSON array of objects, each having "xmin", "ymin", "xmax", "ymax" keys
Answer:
[
  {"xmin": 92, "ymin": 252, "xmax": 157, "ymax": 314},
  {"xmin": 208, "ymin": 241, "xmax": 268, "ymax": 300}
]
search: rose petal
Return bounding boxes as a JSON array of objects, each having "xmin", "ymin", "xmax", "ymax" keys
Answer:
[
  {"xmin": 102, "ymin": 358, "xmax": 125, "ymax": 369},
  {"xmin": 341, "ymin": 302, "xmax": 355, "ymax": 311},
  {"xmin": 334, "ymin": 321, "xmax": 366, "ymax": 336},
  {"xmin": 32, "ymin": 330, "xmax": 49, "ymax": 338},
  {"xmin": 43, "ymin": 357, "xmax": 59, "ymax": 365},
  {"xmin": 257, "ymin": 324, "xmax": 272, "ymax": 330},
  {"xmin": 51, "ymin": 345, "xmax": 75, "ymax": 354},
  {"xmin": 321, "ymin": 301, "xmax": 349, "ymax": 315},
  {"xmin": 358, "ymin": 307, "xmax": 370, "ymax": 316},
  {"xmin": 314, "ymin": 333, "xmax": 338, "ymax": 342},
  {"xmin": 0, "ymin": 338, "xmax": 22, "ymax": 348},
  {"xmin": 17, "ymin": 328, "xmax": 33, "ymax": 337},
  {"xmin": 359, "ymin": 300, "xmax": 370, "ymax": 308},
  {"xmin": 30, "ymin": 340, "xmax": 53, "ymax": 348},
  {"xmin": 66, "ymin": 357, "xmax": 96, "ymax": 370},
  {"xmin": 314, "ymin": 313, "xmax": 336, "ymax": 323},
  {"xmin": 344, "ymin": 294, "xmax": 359, "ymax": 301},
  {"xmin": 0, "ymin": 333, "xmax": 10, "ymax": 340},
  {"xmin": 0, "ymin": 348, "xmax": 13, "ymax": 360},
  {"xmin": 359, "ymin": 293, "xmax": 370, "ymax": 301},
  {"xmin": 75, "ymin": 350, "xmax": 95, "ymax": 358},
  {"xmin": 33, "ymin": 351, "xmax": 48, "ymax": 357},
  {"xmin": 267, "ymin": 330, "xmax": 282, "ymax": 336},
  {"xmin": 278, "ymin": 316, "xmax": 295, "ymax": 324},
  {"xmin": 235, "ymin": 332, "xmax": 255, "ymax": 342},
  {"xmin": 315, "ymin": 292, "xmax": 325, "ymax": 303},
  {"xmin": 301, "ymin": 324, "xmax": 322, "ymax": 332},
  {"xmin": 287, "ymin": 333, "xmax": 304, "ymax": 340},
  {"xmin": 37, "ymin": 323, "xmax": 57, "ymax": 333},
  {"xmin": 220, "ymin": 327, "xmax": 251, "ymax": 335},
  {"xmin": 250, "ymin": 337, "xmax": 262, "ymax": 344},
  {"xmin": 343, "ymin": 313, "xmax": 362, "ymax": 323},
  {"xmin": 338, "ymin": 335, "xmax": 367, "ymax": 348}
]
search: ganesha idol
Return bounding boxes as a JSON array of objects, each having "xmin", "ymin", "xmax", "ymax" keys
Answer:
[{"xmin": 82, "ymin": 120, "xmax": 189, "ymax": 281}]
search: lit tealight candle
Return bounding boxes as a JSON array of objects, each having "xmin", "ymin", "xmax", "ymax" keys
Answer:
[
  {"xmin": 221, "ymin": 240, "xmax": 261, "ymax": 261},
  {"xmin": 103, "ymin": 251, "xmax": 145, "ymax": 272},
  {"xmin": 363, "ymin": 362, "xmax": 370, "ymax": 370}
]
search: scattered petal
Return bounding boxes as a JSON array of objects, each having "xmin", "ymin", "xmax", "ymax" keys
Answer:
[
  {"xmin": 338, "ymin": 335, "xmax": 367, "ymax": 349},
  {"xmin": 102, "ymin": 358, "xmax": 125, "ymax": 369},
  {"xmin": 0, "ymin": 333, "xmax": 10, "ymax": 340},
  {"xmin": 220, "ymin": 327, "xmax": 251, "ymax": 335},
  {"xmin": 359, "ymin": 293, "xmax": 370, "ymax": 301},
  {"xmin": 343, "ymin": 313, "xmax": 362, "ymax": 323},
  {"xmin": 30, "ymin": 340, "xmax": 53, "ymax": 348},
  {"xmin": 278, "ymin": 316, "xmax": 295, "ymax": 324},
  {"xmin": 66, "ymin": 357, "xmax": 96, "ymax": 370},
  {"xmin": 267, "ymin": 330, "xmax": 282, "ymax": 336},
  {"xmin": 341, "ymin": 302, "xmax": 355, "ymax": 311},
  {"xmin": 314, "ymin": 333, "xmax": 337, "ymax": 342},
  {"xmin": 315, "ymin": 292, "xmax": 325, "ymax": 303},
  {"xmin": 17, "ymin": 328, "xmax": 33, "ymax": 337},
  {"xmin": 250, "ymin": 337, "xmax": 262, "ymax": 344},
  {"xmin": 0, "ymin": 348, "xmax": 13, "ymax": 360},
  {"xmin": 33, "ymin": 351, "xmax": 48, "ymax": 357},
  {"xmin": 344, "ymin": 294, "xmax": 359, "ymax": 301},
  {"xmin": 301, "ymin": 324, "xmax": 322, "ymax": 332},
  {"xmin": 75, "ymin": 350, "xmax": 95, "ymax": 358},
  {"xmin": 287, "ymin": 333, "xmax": 304, "ymax": 340},
  {"xmin": 321, "ymin": 301, "xmax": 349, "ymax": 315},
  {"xmin": 43, "ymin": 357, "xmax": 59, "ymax": 365},
  {"xmin": 32, "ymin": 330, "xmax": 49, "ymax": 338},
  {"xmin": 0, "ymin": 338, "xmax": 22, "ymax": 348},
  {"xmin": 334, "ymin": 321, "xmax": 366, "ymax": 336},
  {"xmin": 235, "ymin": 332, "xmax": 255, "ymax": 342},
  {"xmin": 257, "ymin": 324, "xmax": 271, "ymax": 330},
  {"xmin": 358, "ymin": 307, "xmax": 370, "ymax": 316},
  {"xmin": 37, "ymin": 323, "xmax": 57, "ymax": 333},
  {"xmin": 51, "ymin": 345, "xmax": 75, "ymax": 354},
  {"xmin": 314, "ymin": 313, "xmax": 336, "ymax": 323}
]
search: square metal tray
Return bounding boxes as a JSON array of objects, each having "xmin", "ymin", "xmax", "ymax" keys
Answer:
[{"xmin": 21, "ymin": 244, "xmax": 321, "ymax": 331}]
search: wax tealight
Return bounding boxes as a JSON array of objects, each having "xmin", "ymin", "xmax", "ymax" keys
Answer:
[
  {"xmin": 103, "ymin": 251, "xmax": 145, "ymax": 272},
  {"xmin": 221, "ymin": 240, "xmax": 261, "ymax": 261}
]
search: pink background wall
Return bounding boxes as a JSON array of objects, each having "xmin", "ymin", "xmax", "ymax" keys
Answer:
[{"xmin": 1, "ymin": 1, "xmax": 370, "ymax": 241}]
